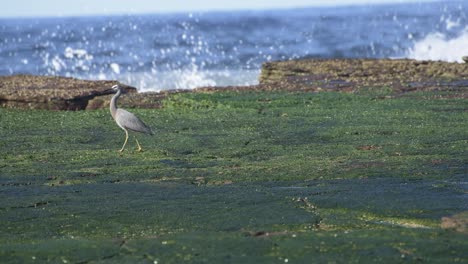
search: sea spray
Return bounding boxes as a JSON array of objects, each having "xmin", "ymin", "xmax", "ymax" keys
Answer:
[
  {"xmin": 0, "ymin": 1, "xmax": 466, "ymax": 91},
  {"xmin": 407, "ymin": 27, "xmax": 468, "ymax": 63}
]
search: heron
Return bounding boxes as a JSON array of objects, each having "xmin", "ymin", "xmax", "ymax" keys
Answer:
[{"xmin": 109, "ymin": 84, "xmax": 153, "ymax": 152}]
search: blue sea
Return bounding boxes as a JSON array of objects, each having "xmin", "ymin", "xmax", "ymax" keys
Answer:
[{"xmin": 0, "ymin": 1, "xmax": 467, "ymax": 91}]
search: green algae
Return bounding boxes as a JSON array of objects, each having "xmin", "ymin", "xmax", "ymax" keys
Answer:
[{"xmin": 0, "ymin": 88, "xmax": 467, "ymax": 262}]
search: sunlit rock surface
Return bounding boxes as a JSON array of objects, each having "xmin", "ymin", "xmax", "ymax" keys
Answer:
[
  {"xmin": 260, "ymin": 58, "xmax": 468, "ymax": 93},
  {"xmin": 0, "ymin": 75, "xmax": 136, "ymax": 110}
]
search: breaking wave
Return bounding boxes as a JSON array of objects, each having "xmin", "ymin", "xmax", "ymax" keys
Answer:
[
  {"xmin": 407, "ymin": 27, "xmax": 468, "ymax": 63},
  {"xmin": 1, "ymin": 1, "xmax": 467, "ymax": 91},
  {"xmin": 89, "ymin": 69, "xmax": 260, "ymax": 92}
]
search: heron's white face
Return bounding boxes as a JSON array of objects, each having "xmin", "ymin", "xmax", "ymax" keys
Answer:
[{"xmin": 112, "ymin": 85, "xmax": 120, "ymax": 91}]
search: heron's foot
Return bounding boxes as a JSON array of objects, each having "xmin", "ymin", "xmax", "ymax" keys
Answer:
[
  {"xmin": 135, "ymin": 138, "xmax": 143, "ymax": 152},
  {"xmin": 118, "ymin": 148, "xmax": 125, "ymax": 153},
  {"xmin": 136, "ymin": 141, "xmax": 143, "ymax": 152}
]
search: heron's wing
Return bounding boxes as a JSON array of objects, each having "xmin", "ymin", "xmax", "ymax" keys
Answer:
[{"xmin": 115, "ymin": 109, "xmax": 153, "ymax": 134}]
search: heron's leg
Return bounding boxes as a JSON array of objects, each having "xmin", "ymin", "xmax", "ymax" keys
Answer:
[
  {"xmin": 135, "ymin": 138, "xmax": 143, "ymax": 152},
  {"xmin": 119, "ymin": 129, "xmax": 129, "ymax": 152}
]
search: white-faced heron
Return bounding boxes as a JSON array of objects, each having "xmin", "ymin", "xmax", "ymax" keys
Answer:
[{"xmin": 110, "ymin": 84, "xmax": 153, "ymax": 152}]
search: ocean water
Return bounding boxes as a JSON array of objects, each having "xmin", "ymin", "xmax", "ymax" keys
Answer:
[{"xmin": 0, "ymin": 1, "xmax": 467, "ymax": 91}]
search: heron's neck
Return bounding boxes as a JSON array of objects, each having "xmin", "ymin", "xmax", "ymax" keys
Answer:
[{"xmin": 110, "ymin": 89, "xmax": 121, "ymax": 118}]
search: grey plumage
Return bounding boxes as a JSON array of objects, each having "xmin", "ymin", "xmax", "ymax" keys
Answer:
[{"xmin": 110, "ymin": 84, "xmax": 152, "ymax": 152}]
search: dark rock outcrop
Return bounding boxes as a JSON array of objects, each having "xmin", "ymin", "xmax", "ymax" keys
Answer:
[{"xmin": 0, "ymin": 75, "xmax": 136, "ymax": 110}]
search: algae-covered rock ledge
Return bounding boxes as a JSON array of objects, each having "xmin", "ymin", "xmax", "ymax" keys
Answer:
[
  {"xmin": 1, "ymin": 57, "xmax": 467, "ymax": 262},
  {"xmin": 1, "ymin": 58, "xmax": 467, "ymax": 111}
]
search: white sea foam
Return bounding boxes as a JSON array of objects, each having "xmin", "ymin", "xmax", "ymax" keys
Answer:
[
  {"xmin": 110, "ymin": 63, "xmax": 120, "ymax": 74},
  {"xmin": 88, "ymin": 69, "xmax": 260, "ymax": 92},
  {"xmin": 134, "ymin": 69, "xmax": 259, "ymax": 92},
  {"xmin": 64, "ymin": 47, "xmax": 93, "ymax": 60},
  {"xmin": 445, "ymin": 18, "xmax": 460, "ymax": 30},
  {"xmin": 407, "ymin": 27, "xmax": 468, "ymax": 63},
  {"xmin": 50, "ymin": 55, "xmax": 66, "ymax": 73}
]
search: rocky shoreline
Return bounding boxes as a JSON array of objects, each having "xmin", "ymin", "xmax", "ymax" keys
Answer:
[
  {"xmin": 1, "ymin": 58, "xmax": 467, "ymax": 262},
  {"xmin": 1, "ymin": 58, "xmax": 467, "ymax": 110}
]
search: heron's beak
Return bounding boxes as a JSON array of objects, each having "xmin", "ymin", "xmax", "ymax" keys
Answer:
[{"xmin": 103, "ymin": 88, "xmax": 116, "ymax": 95}]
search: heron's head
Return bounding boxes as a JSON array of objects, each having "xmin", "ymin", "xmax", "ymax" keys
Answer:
[{"xmin": 112, "ymin": 84, "xmax": 120, "ymax": 91}]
